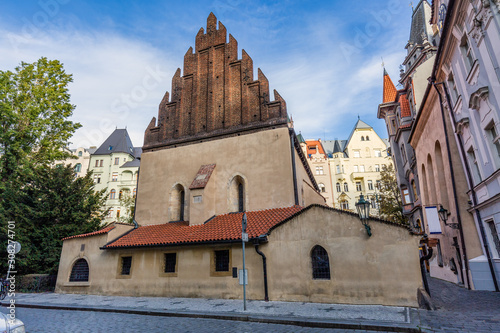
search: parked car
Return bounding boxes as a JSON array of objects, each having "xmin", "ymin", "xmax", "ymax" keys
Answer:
[{"xmin": 0, "ymin": 312, "xmax": 25, "ymax": 333}]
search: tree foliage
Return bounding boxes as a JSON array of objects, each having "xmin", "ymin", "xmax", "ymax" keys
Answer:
[
  {"xmin": 0, "ymin": 58, "xmax": 105, "ymax": 274},
  {"xmin": 118, "ymin": 190, "xmax": 135, "ymax": 224},
  {"xmin": 378, "ymin": 164, "xmax": 408, "ymax": 225}
]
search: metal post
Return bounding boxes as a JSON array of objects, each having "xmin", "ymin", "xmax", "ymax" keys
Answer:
[{"xmin": 242, "ymin": 213, "xmax": 247, "ymax": 311}]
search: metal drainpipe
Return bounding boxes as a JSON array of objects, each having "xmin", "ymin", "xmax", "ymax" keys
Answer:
[
  {"xmin": 432, "ymin": 82, "xmax": 471, "ymax": 289},
  {"xmin": 254, "ymin": 243, "xmax": 269, "ymax": 301},
  {"xmin": 435, "ymin": 82, "xmax": 499, "ymax": 292}
]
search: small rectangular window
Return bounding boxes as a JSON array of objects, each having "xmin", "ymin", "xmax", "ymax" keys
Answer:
[
  {"xmin": 112, "ymin": 172, "xmax": 118, "ymax": 182},
  {"xmin": 193, "ymin": 195, "xmax": 202, "ymax": 203},
  {"xmin": 95, "ymin": 160, "xmax": 99, "ymax": 167},
  {"xmin": 336, "ymin": 165, "xmax": 340, "ymax": 174},
  {"xmin": 375, "ymin": 165, "xmax": 380, "ymax": 172},
  {"xmin": 215, "ymin": 250, "xmax": 229, "ymax": 272},
  {"xmin": 164, "ymin": 253, "xmax": 177, "ymax": 273},
  {"xmin": 374, "ymin": 149, "xmax": 382, "ymax": 157},
  {"xmin": 356, "ymin": 182, "xmax": 362, "ymax": 192},
  {"xmin": 368, "ymin": 180, "xmax": 374, "ymax": 191},
  {"xmin": 114, "ymin": 157, "xmax": 120, "ymax": 165},
  {"xmin": 353, "ymin": 150, "xmax": 360, "ymax": 158},
  {"xmin": 354, "ymin": 165, "xmax": 359, "ymax": 172},
  {"xmin": 121, "ymin": 256, "xmax": 132, "ymax": 275},
  {"xmin": 402, "ymin": 188, "xmax": 411, "ymax": 204},
  {"xmin": 359, "ymin": 165, "xmax": 365, "ymax": 172},
  {"xmin": 99, "ymin": 160, "xmax": 103, "ymax": 167}
]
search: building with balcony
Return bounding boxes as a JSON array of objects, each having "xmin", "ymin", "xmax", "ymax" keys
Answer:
[
  {"xmin": 89, "ymin": 129, "xmax": 141, "ymax": 224},
  {"xmin": 322, "ymin": 119, "xmax": 393, "ymax": 216}
]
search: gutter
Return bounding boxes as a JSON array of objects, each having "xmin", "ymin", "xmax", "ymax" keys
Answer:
[
  {"xmin": 131, "ymin": 165, "xmax": 140, "ymax": 229},
  {"xmin": 290, "ymin": 129, "xmax": 299, "ymax": 205}
]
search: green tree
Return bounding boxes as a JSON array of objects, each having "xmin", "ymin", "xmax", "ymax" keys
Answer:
[
  {"xmin": 118, "ymin": 190, "xmax": 135, "ymax": 224},
  {"xmin": 0, "ymin": 58, "xmax": 104, "ymax": 275},
  {"xmin": 10, "ymin": 165, "xmax": 108, "ymax": 274},
  {"xmin": 378, "ymin": 164, "xmax": 408, "ymax": 225}
]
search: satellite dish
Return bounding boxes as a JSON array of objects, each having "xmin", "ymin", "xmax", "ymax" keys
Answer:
[{"xmin": 7, "ymin": 242, "xmax": 21, "ymax": 254}]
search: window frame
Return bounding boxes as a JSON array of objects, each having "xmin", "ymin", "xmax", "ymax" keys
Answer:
[
  {"xmin": 211, "ymin": 248, "xmax": 232, "ymax": 277},
  {"xmin": 69, "ymin": 258, "xmax": 89, "ymax": 282},
  {"xmin": 117, "ymin": 255, "xmax": 133, "ymax": 279},
  {"xmin": 311, "ymin": 245, "xmax": 331, "ymax": 280},
  {"xmin": 160, "ymin": 252, "xmax": 178, "ymax": 277}
]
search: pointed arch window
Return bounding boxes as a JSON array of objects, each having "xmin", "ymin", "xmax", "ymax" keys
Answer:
[
  {"xmin": 69, "ymin": 258, "xmax": 89, "ymax": 282},
  {"xmin": 311, "ymin": 246, "xmax": 331, "ymax": 279},
  {"xmin": 238, "ymin": 183, "xmax": 244, "ymax": 212},
  {"xmin": 229, "ymin": 175, "xmax": 246, "ymax": 212}
]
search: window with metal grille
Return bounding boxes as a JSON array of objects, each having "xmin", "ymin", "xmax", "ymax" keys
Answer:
[
  {"xmin": 215, "ymin": 250, "xmax": 229, "ymax": 272},
  {"xmin": 69, "ymin": 259, "xmax": 89, "ymax": 282},
  {"xmin": 164, "ymin": 253, "xmax": 177, "ymax": 273},
  {"xmin": 311, "ymin": 246, "xmax": 330, "ymax": 279},
  {"xmin": 121, "ymin": 256, "xmax": 132, "ymax": 275}
]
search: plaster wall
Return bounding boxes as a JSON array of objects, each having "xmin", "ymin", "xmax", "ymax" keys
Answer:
[{"xmin": 136, "ymin": 127, "xmax": 319, "ymax": 226}]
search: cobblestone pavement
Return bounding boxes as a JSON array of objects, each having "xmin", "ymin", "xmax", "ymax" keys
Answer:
[
  {"xmin": 414, "ymin": 276, "xmax": 500, "ymax": 332},
  {"xmin": 0, "ymin": 307, "xmax": 389, "ymax": 333}
]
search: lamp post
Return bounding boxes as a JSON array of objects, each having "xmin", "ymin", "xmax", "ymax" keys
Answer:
[{"xmin": 356, "ymin": 194, "xmax": 372, "ymax": 237}]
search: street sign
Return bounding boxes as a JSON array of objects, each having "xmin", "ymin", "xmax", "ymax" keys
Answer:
[
  {"xmin": 239, "ymin": 269, "xmax": 248, "ymax": 285},
  {"xmin": 242, "ymin": 232, "xmax": 248, "ymax": 242}
]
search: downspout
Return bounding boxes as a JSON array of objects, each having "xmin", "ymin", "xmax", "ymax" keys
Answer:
[
  {"xmin": 431, "ymin": 82, "xmax": 471, "ymax": 289},
  {"xmin": 435, "ymin": 82, "xmax": 499, "ymax": 291},
  {"xmin": 253, "ymin": 238, "xmax": 269, "ymax": 301},
  {"xmin": 131, "ymin": 165, "xmax": 140, "ymax": 229},
  {"xmin": 290, "ymin": 130, "xmax": 299, "ymax": 205}
]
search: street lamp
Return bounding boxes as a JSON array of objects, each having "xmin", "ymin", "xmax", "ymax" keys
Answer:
[
  {"xmin": 356, "ymin": 194, "xmax": 372, "ymax": 237},
  {"xmin": 438, "ymin": 204, "xmax": 457, "ymax": 229}
]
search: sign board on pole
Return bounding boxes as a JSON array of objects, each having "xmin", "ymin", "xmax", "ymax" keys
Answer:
[
  {"xmin": 242, "ymin": 232, "xmax": 248, "ymax": 242},
  {"xmin": 239, "ymin": 269, "xmax": 248, "ymax": 285}
]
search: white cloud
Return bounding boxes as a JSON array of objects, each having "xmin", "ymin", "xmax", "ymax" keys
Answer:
[{"xmin": 0, "ymin": 27, "xmax": 177, "ymax": 149}]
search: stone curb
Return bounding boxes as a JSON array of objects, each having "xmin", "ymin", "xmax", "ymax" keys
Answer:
[{"xmin": 1, "ymin": 302, "xmax": 422, "ymax": 332}]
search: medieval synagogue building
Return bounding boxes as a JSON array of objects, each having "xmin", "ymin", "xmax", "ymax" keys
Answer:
[{"xmin": 56, "ymin": 13, "xmax": 421, "ymax": 307}]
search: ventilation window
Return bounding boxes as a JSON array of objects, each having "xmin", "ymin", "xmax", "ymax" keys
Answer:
[{"xmin": 69, "ymin": 259, "xmax": 89, "ymax": 282}]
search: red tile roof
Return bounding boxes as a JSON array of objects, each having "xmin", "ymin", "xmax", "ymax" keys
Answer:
[
  {"xmin": 305, "ymin": 140, "xmax": 326, "ymax": 157},
  {"xmin": 62, "ymin": 225, "xmax": 115, "ymax": 241},
  {"xmin": 104, "ymin": 206, "xmax": 303, "ymax": 248},
  {"xmin": 400, "ymin": 93, "xmax": 411, "ymax": 118},
  {"xmin": 383, "ymin": 71, "xmax": 397, "ymax": 103},
  {"xmin": 189, "ymin": 164, "xmax": 216, "ymax": 189},
  {"xmin": 399, "ymin": 123, "xmax": 412, "ymax": 130}
]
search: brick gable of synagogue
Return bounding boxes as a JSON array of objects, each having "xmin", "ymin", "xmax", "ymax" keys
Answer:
[{"xmin": 144, "ymin": 13, "xmax": 288, "ymax": 151}]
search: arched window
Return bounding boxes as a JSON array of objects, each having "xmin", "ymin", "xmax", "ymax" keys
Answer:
[
  {"xmin": 311, "ymin": 245, "xmax": 331, "ymax": 279},
  {"xmin": 229, "ymin": 175, "xmax": 246, "ymax": 212},
  {"xmin": 169, "ymin": 184, "xmax": 186, "ymax": 221},
  {"xmin": 109, "ymin": 189, "xmax": 116, "ymax": 199},
  {"xmin": 361, "ymin": 136, "xmax": 365, "ymax": 141},
  {"xmin": 69, "ymin": 258, "xmax": 89, "ymax": 282},
  {"xmin": 343, "ymin": 182, "xmax": 348, "ymax": 192},
  {"xmin": 78, "ymin": 151, "xmax": 83, "ymax": 157},
  {"xmin": 119, "ymin": 190, "xmax": 123, "ymax": 199},
  {"xmin": 336, "ymin": 182, "xmax": 341, "ymax": 192},
  {"xmin": 318, "ymin": 183, "xmax": 326, "ymax": 193},
  {"xmin": 238, "ymin": 183, "xmax": 244, "ymax": 212},
  {"xmin": 366, "ymin": 136, "xmax": 369, "ymax": 141},
  {"xmin": 74, "ymin": 163, "xmax": 82, "ymax": 173}
]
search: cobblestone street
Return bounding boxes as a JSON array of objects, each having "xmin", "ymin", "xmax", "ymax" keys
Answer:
[
  {"xmin": 1, "ymin": 307, "xmax": 386, "ymax": 333},
  {"xmin": 415, "ymin": 276, "xmax": 500, "ymax": 332}
]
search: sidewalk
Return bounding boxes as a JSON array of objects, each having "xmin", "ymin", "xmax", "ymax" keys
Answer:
[
  {"xmin": 1, "ymin": 276, "xmax": 499, "ymax": 332},
  {"xmin": 2, "ymin": 292, "xmax": 419, "ymax": 332}
]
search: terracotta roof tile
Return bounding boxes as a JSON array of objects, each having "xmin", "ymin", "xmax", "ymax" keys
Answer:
[
  {"xmin": 305, "ymin": 140, "xmax": 326, "ymax": 157},
  {"xmin": 104, "ymin": 206, "xmax": 303, "ymax": 248},
  {"xmin": 189, "ymin": 164, "xmax": 216, "ymax": 190},
  {"xmin": 400, "ymin": 93, "xmax": 411, "ymax": 118},
  {"xmin": 62, "ymin": 225, "xmax": 115, "ymax": 241},
  {"xmin": 383, "ymin": 71, "xmax": 397, "ymax": 103},
  {"xmin": 399, "ymin": 123, "xmax": 412, "ymax": 129}
]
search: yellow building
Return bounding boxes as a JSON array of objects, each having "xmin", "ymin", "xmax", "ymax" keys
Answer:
[
  {"xmin": 56, "ymin": 13, "xmax": 422, "ymax": 307},
  {"xmin": 322, "ymin": 119, "xmax": 393, "ymax": 215}
]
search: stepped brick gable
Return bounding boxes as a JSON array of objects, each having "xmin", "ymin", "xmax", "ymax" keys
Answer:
[{"xmin": 144, "ymin": 13, "xmax": 288, "ymax": 151}]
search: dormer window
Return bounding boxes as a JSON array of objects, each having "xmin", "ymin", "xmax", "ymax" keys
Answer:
[{"xmin": 108, "ymin": 146, "xmax": 113, "ymax": 150}]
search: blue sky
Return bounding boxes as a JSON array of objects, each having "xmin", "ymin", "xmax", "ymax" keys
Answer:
[{"xmin": 0, "ymin": 0, "xmax": 412, "ymax": 148}]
